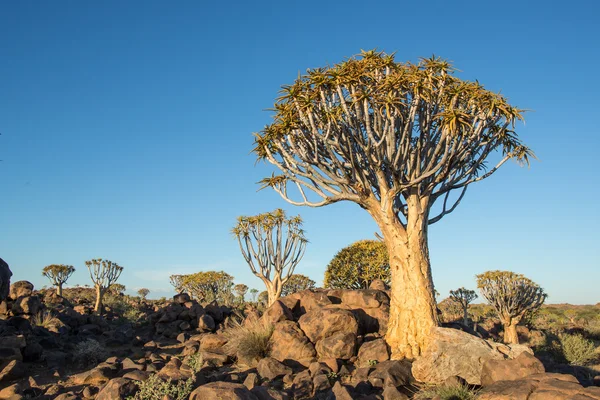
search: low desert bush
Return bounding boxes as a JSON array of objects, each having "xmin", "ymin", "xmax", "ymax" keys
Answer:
[
  {"xmin": 127, "ymin": 374, "xmax": 195, "ymax": 400},
  {"xmin": 414, "ymin": 383, "xmax": 478, "ymax": 400},
  {"xmin": 73, "ymin": 338, "xmax": 107, "ymax": 367},
  {"xmin": 185, "ymin": 352, "xmax": 204, "ymax": 373},
  {"xmin": 223, "ymin": 318, "xmax": 274, "ymax": 367},
  {"xmin": 559, "ymin": 333, "xmax": 598, "ymax": 366},
  {"xmin": 31, "ymin": 310, "xmax": 61, "ymax": 329}
]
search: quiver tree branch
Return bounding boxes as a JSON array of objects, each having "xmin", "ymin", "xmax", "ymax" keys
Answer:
[
  {"xmin": 42, "ymin": 264, "xmax": 75, "ymax": 297},
  {"xmin": 232, "ymin": 208, "xmax": 308, "ymax": 306}
]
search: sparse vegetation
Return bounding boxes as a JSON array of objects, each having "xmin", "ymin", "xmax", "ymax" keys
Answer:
[
  {"xmin": 179, "ymin": 271, "xmax": 234, "ymax": 304},
  {"xmin": 223, "ymin": 318, "xmax": 274, "ymax": 367},
  {"xmin": 31, "ymin": 310, "xmax": 61, "ymax": 329},
  {"xmin": 127, "ymin": 374, "xmax": 195, "ymax": 400},
  {"xmin": 73, "ymin": 338, "xmax": 107, "ymax": 367},
  {"xmin": 137, "ymin": 288, "xmax": 150, "ymax": 299},
  {"xmin": 449, "ymin": 287, "xmax": 478, "ymax": 326},
  {"xmin": 414, "ymin": 383, "xmax": 478, "ymax": 400},
  {"xmin": 185, "ymin": 351, "xmax": 204, "ymax": 373}
]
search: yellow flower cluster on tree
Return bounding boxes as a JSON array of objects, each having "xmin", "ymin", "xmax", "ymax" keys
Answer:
[
  {"xmin": 324, "ymin": 240, "xmax": 389, "ymax": 289},
  {"xmin": 476, "ymin": 270, "xmax": 546, "ymax": 344}
]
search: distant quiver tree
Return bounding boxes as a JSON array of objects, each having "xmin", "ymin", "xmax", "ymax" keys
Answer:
[
  {"xmin": 476, "ymin": 270, "xmax": 546, "ymax": 344},
  {"xmin": 281, "ymin": 274, "xmax": 316, "ymax": 296},
  {"xmin": 233, "ymin": 209, "xmax": 308, "ymax": 306},
  {"xmin": 449, "ymin": 287, "xmax": 478, "ymax": 326},
  {"xmin": 253, "ymin": 50, "xmax": 533, "ymax": 358},
  {"xmin": 85, "ymin": 258, "xmax": 123, "ymax": 314},
  {"xmin": 42, "ymin": 264, "xmax": 75, "ymax": 297}
]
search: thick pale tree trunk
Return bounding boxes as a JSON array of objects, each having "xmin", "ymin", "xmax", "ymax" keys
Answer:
[
  {"xmin": 94, "ymin": 285, "xmax": 104, "ymax": 314},
  {"xmin": 502, "ymin": 316, "xmax": 520, "ymax": 344},
  {"xmin": 371, "ymin": 196, "xmax": 439, "ymax": 360},
  {"xmin": 56, "ymin": 283, "xmax": 63, "ymax": 297},
  {"xmin": 463, "ymin": 308, "xmax": 469, "ymax": 327},
  {"xmin": 266, "ymin": 281, "xmax": 283, "ymax": 307}
]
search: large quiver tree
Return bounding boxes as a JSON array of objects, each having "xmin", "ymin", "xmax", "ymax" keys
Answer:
[
  {"xmin": 253, "ymin": 50, "xmax": 533, "ymax": 359},
  {"xmin": 42, "ymin": 264, "xmax": 75, "ymax": 297},
  {"xmin": 233, "ymin": 209, "xmax": 308, "ymax": 307},
  {"xmin": 476, "ymin": 270, "xmax": 546, "ymax": 344}
]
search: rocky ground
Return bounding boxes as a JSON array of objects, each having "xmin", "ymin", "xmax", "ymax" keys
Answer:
[{"xmin": 1, "ymin": 259, "xmax": 599, "ymax": 399}]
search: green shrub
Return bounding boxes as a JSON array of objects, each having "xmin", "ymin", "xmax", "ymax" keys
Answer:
[
  {"xmin": 127, "ymin": 374, "xmax": 195, "ymax": 400},
  {"xmin": 414, "ymin": 383, "xmax": 477, "ymax": 400},
  {"xmin": 324, "ymin": 240, "xmax": 389, "ymax": 289},
  {"xmin": 185, "ymin": 352, "xmax": 204, "ymax": 373},
  {"xmin": 223, "ymin": 318, "xmax": 274, "ymax": 367},
  {"xmin": 559, "ymin": 333, "xmax": 598, "ymax": 366},
  {"xmin": 73, "ymin": 339, "xmax": 107, "ymax": 367}
]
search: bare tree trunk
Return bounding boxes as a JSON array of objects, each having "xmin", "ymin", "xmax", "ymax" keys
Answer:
[
  {"xmin": 266, "ymin": 282, "xmax": 283, "ymax": 307},
  {"xmin": 463, "ymin": 308, "xmax": 469, "ymax": 327},
  {"xmin": 57, "ymin": 283, "xmax": 63, "ymax": 297},
  {"xmin": 503, "ymin": 318, "xmax": 520, "ymax": 344},
  {"xmin": 374, "ymin": 199, "xmax": 439, "ymax": 360},
  {"xmin": 94, "ymin": 285, "xmax": 104, "ymax": 314}
]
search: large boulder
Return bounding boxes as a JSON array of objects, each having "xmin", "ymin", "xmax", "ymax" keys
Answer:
[
  {"xmin": 478, "ymin": 373, "xmax": 600, "ymax": 400},
  {"xmin": 0, "ymin": 258, "xmax": 11, "ymax": 301},
  {"xmin": 298, "ymin": 308, "xmax": 358, "ymax": 343},
  {"xmin": 357, "ymin": 338, "xmax": 390, "ymax": 367},
  {"xmin": 481, "ymin": 351, "xmax": 545, "ymax": 386},
  {"xmin": 12, "ymin": 295, "xmax": 41, "ymax": 315},
  {"xmin": 9, "ymin": 280, "xmax": 33, "ymax": 300},
  {"xmin": 411, "ymin": 327, "xmax": 533, "ymax": 385},
  {"xmin": 189, "ymin": 382, "xmax": 258, "ymax": 400},
  {"xmin": 96, "ymin": 378, "xmax": 138, "ymax": 400},
  {"xmin": 270, "ymin": 321, "xmax": 316, "ymax": 362},
  {"xmin": 315, "ymin": 332, "xmax": 357, "ymax": 360},
  {"xmin": 256, "ymin": 357, "xmax": 292, "ymax": 380}
]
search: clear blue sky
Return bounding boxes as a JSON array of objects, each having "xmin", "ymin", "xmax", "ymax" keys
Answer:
[{"xmin": 1, "ymin": 1, "xmax": 598, "ymax": 303}]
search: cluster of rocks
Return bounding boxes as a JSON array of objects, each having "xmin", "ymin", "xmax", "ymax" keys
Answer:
[{"xmin": 1, "ymin": 257, "xmax": 599, "ymax": 400}]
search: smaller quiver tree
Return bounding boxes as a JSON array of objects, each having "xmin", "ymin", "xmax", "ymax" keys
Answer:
[
  {"xmin": 281, "ymin": 274, "xmax": 316, "ymax": 296},
  {"xmin": 324, "ymin": 240, "xmax": 389, "ymax": 289},
  {"xmin": 138, "ymin": 288, "xmax": 150, "ymax": 300},
  {"xmin": 476, "ymin": 270, "xmax": 546, "ymax": 344},
  {"xmin": 449, "ymin": 287, "xmax": 478, "ymax": 327},
  {"xmin": 234, "ymin": 283, "xmax": 249, "ymax": 305},
  {"xmin": 180, "ymin": 271, "xmax": 234, "ymax": 304},
  {"xmin": 233, "ymin": 209, "xmax": 308, "ymax": 306},
  {"xmin": 85, "ymin": 258, "xmax": 124, "ymax": 314},
  {"xmin": 42, "ymin": 264, "xmax": 75, "ymax": 297}
]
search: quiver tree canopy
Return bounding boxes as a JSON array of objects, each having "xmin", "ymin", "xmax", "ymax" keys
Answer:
[
  {"xmin": 233, "ymin": 209, "xmax": 308, "ymax": 306},
  {"xmin": 476, "ymin": 270, "xmax": 546, "ymax": 344},
  {"xmin": 42, "ymin": 264, "xmax": 75, "ymax": 297},
  {"xmin": 252, "ymin": 50, "xmax": 533, "ymax": 359}
]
